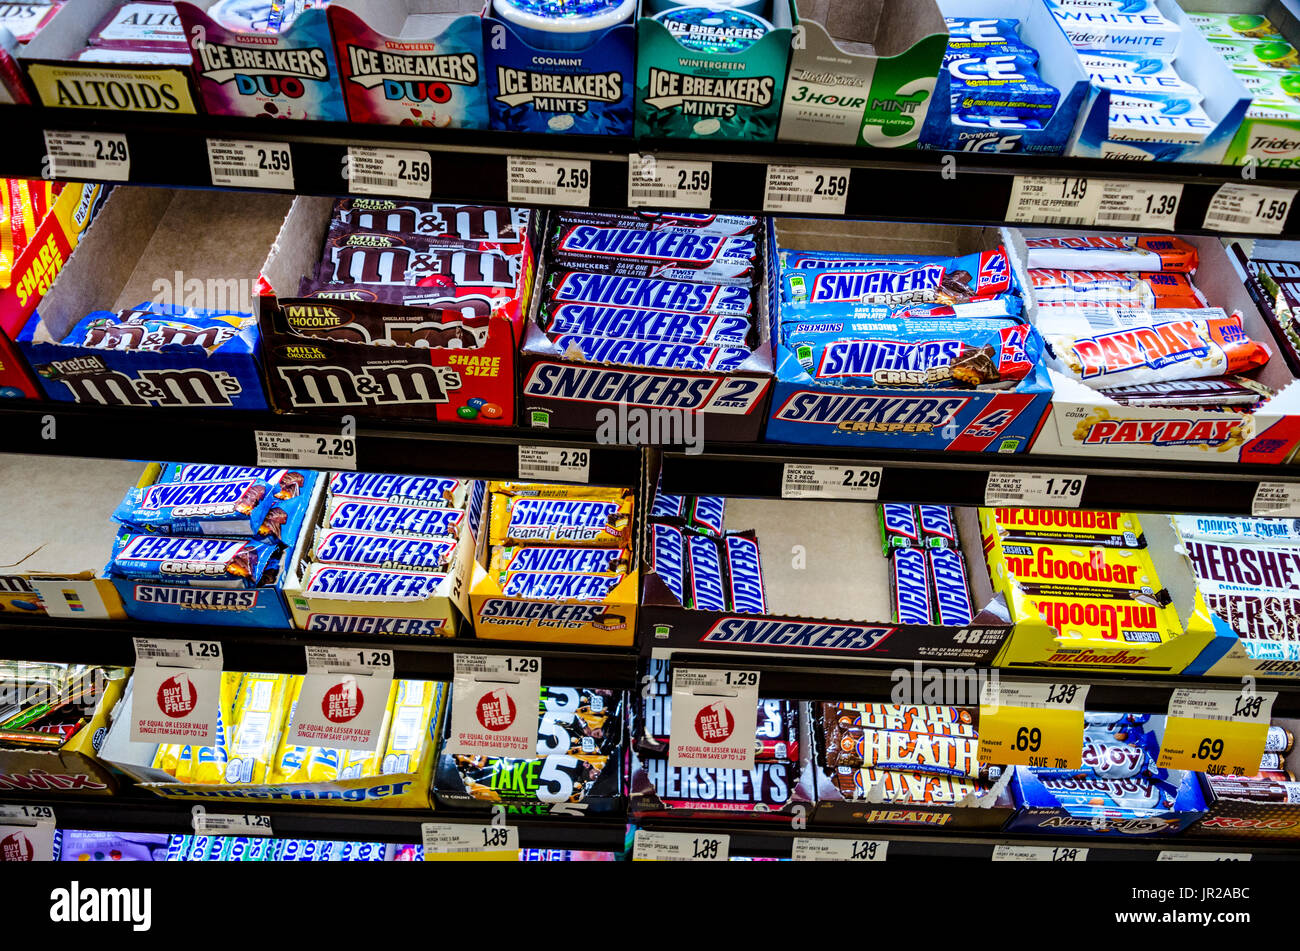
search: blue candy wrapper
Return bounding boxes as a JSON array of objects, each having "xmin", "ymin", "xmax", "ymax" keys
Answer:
[
  {"xmin": 552, "ymin": 333, "xmax": 751, "ymax": 372},
  {"xmin": 945, "ymin": 16, "xmax": 1021, "ymax": 46},
  {"xmin": 947, "ymin": 54, "xmax": 1060, "ymax": 119},
  {"xmin": 114, "ymin": 476, "xmax": 279, "ymax": 537},
  {"xmin": 781, "ymin": 249, "xmax": 1014, "ymax": 305},
  {"xmin": 109, "ymin": 532, "xmax": 278, "ymax": 588}
]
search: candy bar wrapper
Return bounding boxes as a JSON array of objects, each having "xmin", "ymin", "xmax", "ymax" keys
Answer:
[
  {"xmin": 1206, "ymin": 779, "xmax": 1300, "ymax": 803},
  {"xmin": 313, "ymin": 530, "xmax": 456, "ymax": 573},
  {"xmin": 892, "ymin": 547, "xmax": 933, "ymax": 625},
  {"xmin": 544, "ymin": 270, "xmax": 754, "ymax": 317},
  {"xmin": 1030, "ymin": 270, "xmax": 1206, "ymax": 309},
  {"xmin": 1101, "ymin": 376, "xmax": 1268, "ymax": 408},
  {"xmin": 1182, "ymin": 538, "xmax": 1300, "ymax": 597},
  {"xmin": 539, "ymin": 687, "xmax": 617, "ymax": 732},
  {"xmin": 686, "ymin": 532, "xmax": 729, "ymax": 611},
  {"xmin": 918, "ymin": 505, "xmax": 956, "ymax": 547},
  {"xmin": 324, "ymin": 499, "xmax": 465, "ymax": 539},
  {"xmin": 489, "ymin": 494, "xmax": 632, "ymax": 547},
  {"xmin": 834, "ymin": 766, "xmax": 988, "ymax": 803},
  {"xmin": 928, "ymin": 547, "xmax": 973, "ymax": 626},
  {"xmin": 490, "ymin": 545, "xmax": 629, "ymax": 575},
  {"xmin": 781, "ymin": 249, "xmax": 946, "ymax": 269},
  {"xmin": 550, "ymin": 224, "xmax": 757, "ymax": 266},
  {"xmin": 649, "ymin": 470, "xmax": 685, "ymax": 522},
  {"xmin": 651, "ymin": 523, "xmax": 686, "ymax": 606},
  {"xmin": 331, "ymin": 199, "xmax": 530, "ymax": 244},
  {"xmin": 499, "ymin": 571, "xmax": 623, "ymax": 601},
  {"xmin": 1173, "ymin": 514, "xmax": 1300, "ymax": 546},
  {"xmin": 536, "ymin": 710, "xmax": 619, "ymax": 757},
  {"xmin": 113, "ymin": 476, "xmax": 277, "ymax": 536},
  {"xmin": 825, "ymin": 725, "xmax": 983, "ymax": 778},
  {"xmin": 781, "ymin": 248, "xmax": 1014, "ymax": 305},
  {"xmin": 225, "ymin": 673, "xmax": 293, "ymax": 785},
  {"xmin": 688, "ymin": 496, "xmax": 726, "ymax": 536},
  {"xmin": 638, "ymin": 693, "xmax": 797, "ymax": 760},
  {"xmin": 88, "ymin": 2, "xmax": 185, "ymax": 48},
  {"xmin": 381, "ymin": 679, "xmax": 437, "ymax": 776},
  {"xmin": 552, "ymin": 211, "xmax": 759, "ymax": 237},
  {"xmin": 984, "ymin": 507, "xmax": 1145, "ymax": 549},
  {"xmin": 64, "ymin": 305, "xmax": 255, "ymax": 352},
  {"xmin": 57, "ymin": 831, "xmax": 170, "ymax": 862},
  {"xmin": 551, "ymin": 334, "xmax": 751, "ymax": 373},
  {"xmin": 780, "ymin": 297, "xmax": 1025, "ymax": 333},
  {"xmin": 823, "ymin": 703, "xmax": 977, "ymax": 736},
  {"xmin": 161, "ymin": 464, "xmax": 306, "ymax": 501},
  {"xmin": 1268, "ymin": 725, "xmax": 1295, "ymax": 753},
  {"xmin": 1033, "ymin": 774, "xmax": 1181, "ymax": 812},
  {"xmin": 543, "ymin": 302, "xmax": 751, "ymax": 348},
  {"xmin": 109, "ymin": 533, "xmax": 277, "ymax": 588},
  {"xmin": 991, "ymin": 539, "xmax": 1167, "ymax": 600},
  {"xmin": 1023, "ymin": 234, "xmax": 1197, "ymax": 273},
  {"xmin": 487, "ymin": 483, "xmax": 631, "ymax": 501},
  {"xmin": 296, "ymin": 274, "xmax": 519, "ymax": 318},
  {"xmin": 283, "ymin": 301, "xmax": 492, "ymax": 349},
  {"xmin": 328, "ymin": 472, "xmax": 466, "ymax": 509},
  {"xmin": 456, "ymin": 754, "xmax": 608, "ymax": 803},
  {"xmin": 302, "ymin": 564, "xmax": 447, "ymax": 601},
  {"xmin": 1012, "ymin": 586, "xmax": 1183, "ymax": 645},
  {"xmin": 318, "ymin": 231, "xmax": 522, "ymax": 289},
  {"xmin": 640, "ymin": 756, "xmax": 800, "ymax": 812},
  {"xmin": 879, "ymin": 504, "xmax": 920, "ymax": 554},
  {"xmin": 725, "ymin": 532, "xmax": 767, "ymax": 615}
]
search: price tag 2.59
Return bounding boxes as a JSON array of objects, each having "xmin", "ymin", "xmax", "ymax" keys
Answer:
[
  {"xmin": 1157, "ymin": 687, "xmax": 1277, "ymax": 776},
  {"xmin": 43, "ymin": 130, "xmax": 130, "ymax": 182},
  {"xmin": 781, "ymin": 464, "xmax": 882, "ymax": 500},
  {"xmin": 508, "ymin": 156, "xmax": 591, "ymax": 207},
  {"xmin": 985, "ymin": 472, "xmax": 1087, "ymax": 508},
  {"xmin": 347, "ymin": 146, "xmax": 432, "ymax": 199},
  {"xmin": 130, "ymin": 637, "xmax": 224, "ymax": 746},
  {"xmin": 978, "ymin": 679, "xmax": 1089, "ymax": 770},
  {"xmin": 763, "ymin": 165, "xmax": 850, "ymax": 215},
  {"xmin": 627, "ymin": 153, "xmax": 713, "ymax": 209},
  {"xmin": 632, "ymin": 830, "xmax": 730, "ymax": 861},
  {"xmin": 422, "ymin": 823, "xmax": 519, "ymax": 861},
  {"xmin": 207, "ymin": 138, "xmax": 294, "ymax": 190}
]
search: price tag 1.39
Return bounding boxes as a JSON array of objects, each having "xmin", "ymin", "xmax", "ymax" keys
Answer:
[
  {"xmin": 288, "ymin": 646, "xmax": 394, "ymax": 752},
  {"xmin": 130, "ymin": 637, "xmax": 224, "ymax": 746},
  {"xmin": 632, "ymin": 830, "xmax": 729, "ymax": 861},
  {"xmin": 978, "ymin": 679, "xmax": 1090, "ymax": 770},
  {"xmin": 206, "ymin": 138, "xmax": 293, "ymax": 190},
  {"xmin": 792, "ymin": 838, "xmax": 888, "ymax": 861},
  {"xmin": 422, "ymin": 823, "xmax": 519, "ymax": 861},
  {"xmin": 0, "ymin": 805, "xmax": 56, "ymax": 862},
  {"xmin": 781, "ymin": 463, "xmax": 882, "ymax": 500},
  {"xmin": 446, "ymin": 654, "xmax": 542, "ymax": 758},
  {"xmin": 1095, "ymin": 181, "xmax": 1182, "ymax": 230},
  {"xmin": 43, "ymin": 130, "xmax": 130, "ymax": 182},
  {"xmin": 985, "ymin": 472, "xmax": 1087, "ymax": 508},
  {"xmin": 763, "ymin": 165, "xmax": 850, "ymax": 215},
  {"xmin": 517, "ymin": 445, "xmax": 590, "ymax": 483},
  {"xmin": 507, "ymin": 156, "xmax": 591, "ymax": 207},
  {"xmin": 255, "ymin": 430, "xmax": 357, "ymax": 470},
  {"xmin": 628, "ymin": 153, "xmax": 712, "ymax": 209},
  {"xmin": 668, "ymin": 668, "xmax": 759, "ymax": 771},
  {"xmin": 1158, "ymin": 687, "xmax": 1277, "ymax": 776}
]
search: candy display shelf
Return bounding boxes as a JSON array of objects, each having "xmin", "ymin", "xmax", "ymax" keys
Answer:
[{"xmin": 4, "ymin": 104, "xmax": 1300, "ymax": 236}]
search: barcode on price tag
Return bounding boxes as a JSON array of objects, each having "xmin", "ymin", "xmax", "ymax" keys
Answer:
[
  {"xmin": 792, "ymin": 838, "xmax": 888, "ymax": 861},
  {"xmin": 763, "ymin": 165, "xmax": 850, "ymax": 215},
  {"xmin": 1203, "ymin": 184, "xmax": 1296, "ymax": 234},
  {"xmin": 347, "ymin": 147, "xmax": 432, "ymax": 198},
  {"xmin": 1095, "ymin": 181, "xmax": 1182, "ymax": 230},
  {"xmin": 781, "ymin": 464, "xmax": 882, "ymax": 500},
  {"xmin": 508, "ymin": 156, "xmax": 591, "ymax": 206},
  {"xmin": 517, "ymin": 445, "xmax": 590, "ymax": 483},
  {"xmin": 1007, "ymin": 176, "xmax": 1099, "ymax": 225},
  {"xmin": 1252, "ymin": 482, "xmax": 1300, "ymax": 517},
  {"xmin": 628, "ymin": 153, "xmax": 712, "ymax": 209},
  {"xmin": 192, "ymin": 812, "xmax": 272, "ymax": 836},
  {"xmin": 985, "ymin": 472, "xmax": 1087, "ymax": 507},
  {"xmin": 207, "ymin": 139, "xmax": 293, "ymax": 190},
  {"xmin": 992, "ymin": 845, "xmax": 1088, "ymax": 862},
  {"xmin": 632, "ymin": 830, "xmax": 729, "ymax": 861},
  {"xmin": 255, "ymin": 430, "xmax": 357, "ymax": 470},
  {"xmin": 43, "ymin": 130, "xmax": 130, "ymax": 181}
]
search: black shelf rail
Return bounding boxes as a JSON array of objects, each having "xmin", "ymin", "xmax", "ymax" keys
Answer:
[{"xmin": 2, "ymin": 104, "xmax": 1300, "ymax": 236}]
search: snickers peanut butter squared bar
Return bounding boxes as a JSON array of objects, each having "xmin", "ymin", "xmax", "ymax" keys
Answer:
[
  {"xmin": 686, "ymin": 532, "xmax": 728, "ymax": 612},
  {"xmin": 490, "ymin": 545, "xmax": 629, "ymax": 575},
  {"xmin": 892, "ymin": 547, "xmax": 932, "ymax": 625},
  {"xmin": 113, "ymin": 477, "xmax": 277, "ymax": 537},
  {"xmin": 489, "ymin": 494, "xmax": 632, "ymax": 547},
  {"xmin": 109, "ymin": 533, "xmax": 276, "ymax": 589},
  {"xmin": 545, "ymin": 271, "xmax": 753, "ymax": 316}
]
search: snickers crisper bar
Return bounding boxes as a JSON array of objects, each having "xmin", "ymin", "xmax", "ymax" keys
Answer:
[
  {"xmin": 109, "ymin": 533, "xmax": 276, "ymax": 588},
  {"xmin": 114, "ymin": 477, "xmax": 277, "ymax": 537}
]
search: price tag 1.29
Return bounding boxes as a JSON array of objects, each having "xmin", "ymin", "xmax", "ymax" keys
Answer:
[
  {"xmin": 978, "ymin": 678, "xmax": 1090, "ymax": 770},
  {"xmin": 1158, "ymin": 687, "xmax": 1277, "ymax": 776},
  {"xmin": 446, "ymin": 654, "xmax": 542, "ymax": 758},
  {"xmin": 763, "ymin": 165, "xmax": 850, "ymax": 215},
  {"xmin": 422, "ymin": 823, "xmax": 519, "ymax": 861},
  {"xmin": 1203, "ymin": 184, "xmax": 1296, "ymax": 235},
  {"xmin": 628, "ymin": 153, "xmax": 712, "ymax": 209},
  {"xmin": 255, "ymin": 430, "xmax": 357, "ymax": 470},
  {"xmin": 792, "ymin": 838, "xmax": 888, "ymax": 861},
  {"xmin": 632, "ymin": 830, "xmax": 730, "ymax": 861},
  {"xmin": 288, "ymin": 646, "xmax": 394, "ymax": 752},
  {"xmin": 781, "ymin": 463, "xmax": 882, "ymax": 500},
  {"xmin": 668, "ymin": 668, "xmax": 759, "ymax": 771},
  {"xmin": 0, "ymin": 805, "xmax": 56, "ymax": 862},
  {"xmin": 507, "ymin": 156, "xmax": 591, "ymax": 207},
  {"xmin": 130, "ymin": 637, "xmax": 224, "ymax": 746},
  {"xmin": 347, "ymin": 146, "xmax": 432, "ymax": 199},
  {"xmin": 517, "ymin": 445, "xmax": 590, "ymax": 483},
  {"xmin": 985, "ymin": 471, "xmax": 1087, "ymax": 508},
  {"xmin": 206, "ymin": 138, "xmax": 294, "ymax": 190},
  {"xmin": 191, "ymin": 810, "xmax": 273, "ymax": 837},
  {"xmin": 1006, "ymin": 176, "xmax": 1099, "ymax": 226},
  {"xmin": 43, "ymin": 130, "xmax": 130, "ymax": 182}
]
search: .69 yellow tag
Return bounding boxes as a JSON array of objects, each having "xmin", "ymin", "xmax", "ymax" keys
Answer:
[
  {"xmin": 977, "ymin": 679, "xmax": 1090, "ymax": 770},
  {"xmin": 1157, "ymin": 687, "xmax": 1277, "ymax": 776}
]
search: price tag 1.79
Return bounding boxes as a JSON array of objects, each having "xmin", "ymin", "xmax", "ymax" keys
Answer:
[
  {"xmin": 781, "ymin": 463, "xmax": 882, "ymax": 500},
  {"xmin": 985, "ymin": 472, "xmax": 1087, "ymax": 508},
  {"xmin": 632, "ymin": 830, "xmax": 730, "ymax": 861},
  {"xmin": 130, "ymin": 637, "xmax": 224, "ymax": 746},
  {"xmin": 206, "ymin": 138, "xmax": 294, "ymax": 190},
  {"xmin": 255, "ymin": 430, "xmax": 357, "ymax": 470},
  {"xmin": 447, "ymin": 654, "xmax": 542, "ymax": 758},
  {"xmin": 763, "ymin": 165, "xmax": 850, "ymax": 215},
  {"xmin": 508, "ymin": 156, "xmax": 591, "ymax": 207},
  {"xmin": 628, "ymin": 153, "xmax": 713, "ymax": 209},
  {"xmin": 422, "ymin": 823, "xmax": 519, "ymax": 861},
  {"xmin": 517, "ymin": 445, "xmax": 590, "ymax": 483},
  {"xmin": 347, "ymin": 146, "xmax": 432, "ymax": 199},
  {"xmin": 792, "ymin": 838, "xmax": 888, "ymax": 861},
  {"xmin": 287, "ymin": 646, "xmax": 394, "ymax": 752},
  {"xmin": 43, "ymin": 130, "xmax": 130, "ymax": 182},
  {"xmin": 978, "ymin": 679, "xmax": 1089, "ymax": 770},
  {"xmin": 1157, "ymin": 687, "xmax": 1277, "ymax": 776}
]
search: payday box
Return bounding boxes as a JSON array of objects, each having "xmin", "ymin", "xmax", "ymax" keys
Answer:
[
  {"xmin": 0, "ymin": 667, "xmax": 127, "ymax": 797},
  {"xmin": 986, "ymin": 512, "xmax": 1229, "ymax": 674},
  {"xmin": 1211, "ymin": 0, "xmax": 1300, "ymax": 165},
  {"xmin": 918, "ymin": 0, "xmax": 1090, "ymax": 155},
  {"xmin": 643, "ymin": 494, "xmax": 1013, "ymax": 666},
  {"xmin": 1066, "ymin": 0, "xmax": 1251, "ymax": 161},
  {"xmin": 1187, "ymin": 717, "xmax": 1300, "ymax": 840},
  {"xmin": 764, "ymin": 217, "xmax": 1054, "ymax": 452},
  {"xmin": 0, "ymin": 453, "xmax": 132, "ymax": 620},
  {"xmin": 808, "ymin": 704, "xmax": 1017, "ymax": 830},
  {"xmin": 98, "ymin": 677, "xmax": 446, "ymax": 808},
  {"xmin": 107, "ymin": 463, "xmax": 324, "ymax": 629},
  {"xmin": 778, "ymin": 0, "xmax": 948, "ymax": 149},
  {"xmin": 1012, "ymin": 228, "xmax": 1300, "ymax": 463},
  {"xmin": 517, "ymin": 212, "xmax": 774, "ymax": 441},
  {"xmin": 635, "ymin": 0, "xmax": 793, "ymax": 141},
  {"xmin": 0, "ymin": 182, "xmax": 108, "ymax": 400},
  {"xmin": 329, "ymin": 0, "xmax": 487, "ymax": 128},
  {"xmin": 17, "ymin": 0, "xmax": 201, "ymax": 113},
  {"xmin": 174, "ymin": 0, "xmax": 347, "ymax": 120},
  {"xmin": 17, "ymin": 187, "xmax": 287, "ymax": 410},
  {"xmin": 282, "ymin": 476, "xmax": 481, "ymax": 638},
  {"xmin": 482, "ymin": 0, "xmax": 633, "ymax": 135},
  {"xmin": 258, "ymin": 195, "xmax": 529, "ymax": 425}
]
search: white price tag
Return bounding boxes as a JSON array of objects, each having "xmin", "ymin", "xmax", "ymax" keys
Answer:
[
  {"xmin": 43, "ymin": 130, "xmax": 130, "ymax": 182},
  {"xmin": 763, "ymin": 164, "xmax": 850, "ymax": 215},
  {"xmin": 421, "ymin": 823, "xmax": 519, "ymax": 857},
  {"xmin": 0, "ymin": 805, "xmax": 54, "ymax": 821},
  {"xmin": 507, "ymin": 156, "xmax": 591, "ymax": 207},
  {"xmin": 191, "ymin": 811, "xmax": 273, "ymax": 836},
  {"xmin": 993, "ymin": 845, "xmax": 1089, "ymax": 862},
  {"xmin": 792, "ymin": 837, "xmax": 888, "ymax": 861},
  {"xmin": 207, "ymin": 138, "xmax": 293, "ymax": 190},
  {"xmin": 130, "ymin": 637, "xmax": 224, "ymax": 746},
  {"xmin": 632, "ymin": 829, "xmax": 729, "ymax": 861},
  {"xmin": 1252, "ymin": 481, "xmax": 1300, "ymax": 517},
  {"xmin": 347, "ymin": 146, "xmax": 432, "ymax": 199},
  {"xmin": 985, "ymin": 471, "xmax": 1087, "ymax": 508},
  {"xmin": 287, "ymin": 646, "xmax": 394, "ymax": 751},
  {"xmin": 0, "ymin": 806, "xmax": 56, "ymax": 862},
  {"xmin": 1095, "ymin": 181, "xmax": 1182, "ymax": 230},
  {"xmin": 255, "ymin": 430, "xmax": 356, "ymax": 470},
  {"xmin": 981, "ymin": 679, "xmax": 1090, "ymax": 713},
  {"xmin": 781, "ymin": 463, "xmax": 882, "ymax": 500},
  {"xmin": 1006, "ymin": 176, "xmax": 1100, "ymax": 226},
  {"xmin": 668, "ymin": 667, "xmax": 759, "ymax": 770},
  {"xmin": 1204, "ymin": 184, "xmax": 1296, "ymax": 235},
  {"xmin": 1157, "ymin": 850, "xmax": 1251, "ymax": 862},
  {"xmin": 1167, "ymin": 687, "xmax": 1276, "ymax": 724},
  {"xmin": 517, "ymin": 445, "xmax": 590, "ymax": 483},
  {"xmin": 447, "ymin": 654, "xmax": 542, "ymax": 758},
  {"xmin": 627, "ymin": 153, "xmax": 713, "ymax": 209}
]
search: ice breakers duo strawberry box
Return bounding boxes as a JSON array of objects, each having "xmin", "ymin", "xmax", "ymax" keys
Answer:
[
  {"xmin": 1011, "ymin": 228, "xmax": 1300, "ymax": 463},
  {"xmin": 174, "ymin": 0, "xmax": 347, "ymax": 120},
  {"xmin": 329, "ymin": 0, "xmax": 487, "ymax": 128},
  {"xmin": 17, "ymin": 188, "xmax": 288, "ymax": 410},
  {"xmin": 765, "ymin": 217, "xmax": 1054, "ymax": 453},
  {"xmin": 258, "ymin": 195, "xmax": 530, "ymax": 425}
]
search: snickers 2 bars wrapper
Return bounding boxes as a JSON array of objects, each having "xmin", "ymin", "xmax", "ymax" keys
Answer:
[
  {"xmin": 542, "ymin": 302, "xmax": 751, "ymax": 347},
  {"xmin": 332, "ymin": 200, "xmax": 531, "ymax": 244},
  {"xmin": 637, "ymin": 693, "xmax": 798, "ymax": 761},
  {"xmin": 553, "ymin": 210, "xmax": 759, "ymax": 237},
  {"xmin": 545, "ymin": 271, "xmax": 753, "ymax": 316},
  {"xmin": 639, "ymin": 756, "xmax": 800, "ymax": 813},
  {"xmin": 550, "ymin": 334, "xmax": 751, "ymax": 373},
  {"xmin": 548, "ymin": 225, "xmax": 757, "ymax": 286},
  {"xmin": 109, "ymin": 533, "xmax": 277, "ymax": 588}
]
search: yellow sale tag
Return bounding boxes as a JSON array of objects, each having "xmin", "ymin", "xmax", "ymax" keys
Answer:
[
  {"xmin": 978, "ymin": 680, "xmax": 1089, "ymax": 770},
  {"xmin": 1157, "ymin": 687, "xmax": 1276, "ymax": 776},
  {"xmin": 425, "ymin": 851, "xmax": 518, "ymax": 862},
  {"xmin": 421, "ymin": 823, "xmax": 518, "ymax": 861}
]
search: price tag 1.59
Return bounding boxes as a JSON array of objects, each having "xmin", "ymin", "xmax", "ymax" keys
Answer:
[
  {"xmin": 43, "ymin": 130, "xmax": 130, "ymax": 182},
  {"xmin": 206, "ymin": 138, "xmax": 294, "ymax": 190},
  {"xmin": 288, "ymin": 646, "xmax": 394, "ymax": 752},
  {"xmin": 255, "ymin": 430, "xmax": 357, "ymax": 470},
  {"xmin": 668, "ymin": 668, "xmax": 759, "ymax": 771},
  {"xmin": 632, "ymin": 830, "xmax": 730, "ymax": 861},
  {"xmin": 978, "ymin": 679, "xmax": 1090, "ymax": 770},
  {"xmin": 1157, "ymin": 687, "xmax": 1277, "ymax": 776},
  {"xmin": 446, "ymin": 654, "xmax": 542, "ymax": 758},
  {"xmin": 628, "ymin": 153, "xmax": 712, "ymax": 209},
  {"xmin": 422, "ymin": 823, "xmax": 519, "ymax": 861},
  {"xmin": 517, "ymin": 445, "xmax": 590, "ymax": 483},
  {"xmin": 1203, "ymin": 184, "xmax": 1296, "ymax": 235},
  {"xmin": 0, "ymin": 805, "xmax": 56, "ymax": 861},
  {"xmin": 781, "ymin": 464, "xmax": 882, "ymax": 500},
  {"xmin": 508, "ymin": 156, "xmax": 591, "ymax": 207},
  {"xmin": 347, "ymin": 147, "xmax": 433, "ymax": 199},
  {"xmin": 792, "ymin": 837, "xmax": 888, "ymax": 861},
  {"xmin": 985, "ymin": 472, "xmax": 1087, "ymax": 508},
  {"xmin": 130, "ymin": 637, "xmax": 224, "ymax": 746},
  {"xmin": 763, "ymin": 165, "xmax": 850, "ymax": 215}
]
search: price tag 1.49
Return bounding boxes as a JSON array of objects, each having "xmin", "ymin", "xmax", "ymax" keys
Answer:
[
  {"xmin": 632, "ymin": 829, "xmax": 729, "ymax": 861},
  {"xmin": 792, "ymin": 838, "xmax": 888, "ymax": 861},
  {"xmin": 628, "ymin": 153, "xmax": 712, "ymax": 209},
  {"xmin": 763, "ymin": 165, "xmax": 850, "ymax": 215},
  {"xmin": 347, "ymin": 146, "xmax": 432, "ymax": 199},
  {"xmin": 43, "ymin": 130, "xmax": 130, "ymax": 182},
  {"xmin": 130, "ymin": 637, "xmax": 224, "ymax": 746},
  {"xmin": 668, "ymin": 668, "xmax": 759, "ymax": 771},
  {"xmin": 206, "ymin": 138, "xmax": 293, "ymax": 190},
  {"xmin": 781, "ymin": 463, "xmax": 882, "ymax": 500},
  {"xmin": 1158, "ymin": 687, "xmax": 1277, "ymax": 776},
  {"xmin": 978, "ymin": 679, "xmax": 1089, "ymax": 770},
  {"xmin": 517, "ymin": 445, "xmax": 589, "ymax": 483},
  {"xmin": 1006, "ymin": 176, "xmax": 1099, "ymax": 226},
  {"xmin": 446, "ymin": 654, "xmax": 542, "ymax": 758},
  {"xmin": 422, "ymin": 823, "xmax": 519, "ymax": 861},
  {"xmin": 255, "ymin": 430, "xmax": 357, "ymax": 471},
  {"xmin": 985, "ymin": 471, "xmax": 1087, "ymax": 508},
  {"xmin": 0, "ymin": 805, "xmax": 56, "ymax": 862},
  {"xmin": 287, "ymin": 646, "xmax": 394, "ymax": 752},
  {"xmin": 508, "ymin": 156, "xmax": 591, "ymax": 207}
]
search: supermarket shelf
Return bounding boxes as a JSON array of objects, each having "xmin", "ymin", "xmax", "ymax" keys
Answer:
[
  {"xmin": 3, "ymin": 105, "xmax": 1300, "ymax": 236},
  {"xmin": 0, "ymin": 616, "xmax": 637, "ymax": 688}
]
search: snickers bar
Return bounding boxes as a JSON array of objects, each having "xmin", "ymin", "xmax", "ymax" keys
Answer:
[
  {"xmin": 326, "ymin": 499, "xmax": 465, "ymax": 538},
  {"xmin": 302, "ymin": 564, "xmax": 445, "ymax": 601},
  {"xmin": 551, "ymin": 334, "xmax": 751, "ymax": 373},
  {"xmin": 328, "ymin": 472, "xmax": 465, "ymax": 508},
  {"xmin": 650, "ymin": 471, "xmax": 685, "ymax": 521},
  {"xmin": 725, "ymin": 533, "xmax": 767, "ymax": 615},
  {"xmin": 928, "ymin": 547, "xmax": 974, "ymax": 626},
  {"xmin": 879, "ymin": 504, "xmax": 921, "ymax": 553},
  {"xmin": 314, "ymin": 530, "xmax": 456, "ymax": 572},
  {"xmin": 892, "ymin": 547, "xmax": 933, "ymax": 625},
  {"xmin": 651, "ymin": 523, "xmax": 686, "ymax": 606},
  {"xmin": 109, "ymin": 533, "xmax": 276, "ymax": 588},
  {"xmin": 543, "ymin": 303, "xmax": 751, "ymax": 347},
  {"xmin": 545, "ymin": 270, "xmax": 752, "ymax": 316},
  {"xmin": 490, "ymin": 546, "xmax": 629, "ymax": 575},
  {"xmin": 114, "ymin": 477, "xmax": 275, "ymax": 537},
  {"xmin": 687, "ymin": 533, "xmax": 728, "ymax": 612},
  {"xmin": 488, "ymin": 495, "xmax": 632, "ymax": 547},
  {"xmin": 918, "ymin": 505, "xmax": 956, "ymax": 547},
  {"xmin": 689, "ymin": 496, "xmax": 726, "ymax": 537},
  {"xmin": 553, "ymin": 210, "xmax": 758, "ymax": 237}
]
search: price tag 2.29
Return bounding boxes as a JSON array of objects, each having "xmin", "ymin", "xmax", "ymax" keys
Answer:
[
  {"xmin": 517, "ymin": 445, "xmax": 590, "ymax": 483},
  {"xmin": 446, "ymin": 654, "xmax": 542, "ymax": 758},
  {"xmin": 985, "ymin": 472, "xmax": 1087, "ymax": 508},
  {"xmin": 763, "ymin": 165, "xmax": 850, "ymax": 215},
  {"xmin": 781, "ymin": 463, "xmax": 882, "ymax": 500},
  {"xmin": 43, "ymin": 130, "xmax": 130, "ymax": 182},
  {"xmin": 255, "ymin": 430, "xmax": 357, "ymax": 470},
  {"xmin": 668, "ymin": 668, "xmax": 759, "ymax": 771},
  {"xmin": 130, "ymin": 637, "xmax": 224, "ymax": 746},
  {"xmin": 628, "ymin": 153, "xmax": 712, "ymax": 209},
  {"xmin": 422, "ymin": 823, "xmax": 519, "ymax": 861},
  {"xmin": 632, "ymin": 830, "xmax": 730, "ymax": 861},
  {"xmin": 347, "ymin": 146, "xmax": 432, "ymax": 199},
  {"xmin": 508, "ymin": 156, "xmax": 591, "ymax": 207},
  {"xmin": 206, "ymin": 138, "xmax": 293, "ymax": 190},
  {"xmin": 1158, "ymin": 687, "xmax": 1277, "ymax": 776},
  {"xmin": 288, "ymin": 646, "xmax": 394, "ymax": 752},
  {"xmin": 978, "ymin": 679, "xmax": 1089, "ymax": 770}
]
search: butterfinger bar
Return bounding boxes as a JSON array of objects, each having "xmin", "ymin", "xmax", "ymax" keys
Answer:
[{"xmin": 489, "ymin": 495, "xmax": 632, "ymax": 547}]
